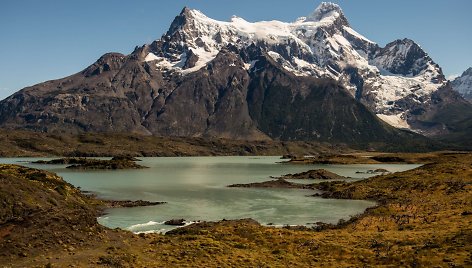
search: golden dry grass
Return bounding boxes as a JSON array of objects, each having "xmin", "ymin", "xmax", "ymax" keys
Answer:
[{"xmin": 1, "ymin": 153, "xmax": 471, "ymax": 267}]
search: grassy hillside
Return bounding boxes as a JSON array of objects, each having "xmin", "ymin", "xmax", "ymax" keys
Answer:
[
  {"xmin": 0, "ymin": 129, "xmax": 347, "ymax": 157},
  {"xmin": 435, "ymin": 117, "xmax": 472, "ymax": 149},
  {"xmin": 0, "ymin": 128, "xmax": 457, "ymax": 158}
]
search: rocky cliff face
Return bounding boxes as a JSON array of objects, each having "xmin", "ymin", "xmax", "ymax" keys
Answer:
[
  {"xmin": 0, "ymin": 2, "xmax": 469, "ymax": 144},
  {"xmin": 452, "ymin": 67, "xmax": 472, "ymax": 101}
]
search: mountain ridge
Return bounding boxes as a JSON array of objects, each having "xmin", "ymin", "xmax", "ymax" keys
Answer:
[{"xmin": 0, "ymin": 2, "xmax": 469, "ymax": 148}]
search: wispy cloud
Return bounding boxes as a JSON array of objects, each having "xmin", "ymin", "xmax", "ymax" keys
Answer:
[{"xmin": 446, "ymin": 74, "xmax": 460, "ymax": 81}]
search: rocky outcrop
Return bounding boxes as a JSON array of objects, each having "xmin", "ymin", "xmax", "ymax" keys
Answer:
[
  {"xmin": 0, "ymin": 164, "xmax": 166, "ymax": 262},
  {"xmin": 355, "ymin": 169, "xmax": 390, "ymax": 175},
  {"xmin": 276, "ymin": 169, "xmax": 346, "ymax": 180},
  {"xmin": 164, "ymin": 219, "xmax": 186, "ymax": 226},
  {"xmin": 405, "ymin": 84, "xmax": 472, "ymax": 136},
  {"xmin": 228, "ymin": 178, "xmax": 311, "ymax": 189},
  {"xmin": 103, "ymin": 200, "xmax": 166, "ymax": 208},
  {"xmin": 0, "ymin": 164, "xmax": 104, "ymax": 257}
]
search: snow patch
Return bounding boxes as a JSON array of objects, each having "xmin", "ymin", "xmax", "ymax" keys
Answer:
[
  {"xmin": 144, "ymin": 53, "xmax": 159, "ymax": 62},
  {"xmin": 343, "ymin": 26, "xmax": 374, "ymax": 44},
  {"xmin": 244, "ymin": 60, "xmax": 258, "ymax": 71},
  {"xmin": 377, "ymin": 113, "xmax": 410, "ymax": 129},
  {"xmin": 306, "ymin": 2, "xmax": 343, "ymax": 23},
  {"xmin": 181, "ymin": 47, "xmax": 218, "ymax": 74}
]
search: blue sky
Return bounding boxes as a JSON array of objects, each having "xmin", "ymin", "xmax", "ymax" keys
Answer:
[{"xmin": 1, "ymin": 0, "xmax": 471, "ymax": 100}]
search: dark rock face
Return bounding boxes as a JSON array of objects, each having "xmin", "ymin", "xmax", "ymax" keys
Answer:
[
  {"xmin": 0, "ymin": 53, "xmax": 156, "ymax": 135},
  {"xmin": 142, "ymin": 48, "xmax": 266, "ymax": 139},
  {"xmin": 183, "ymin": 49, "xmax": 199, "ymax": 69},
  {"xmin": 82, "ymin": 53, "xmax": 126, "ymax": 77},
  {"xmin": 245, "ymin": 53, "xmax": 413, "ymax": 143},
  {"xmin": 403, "ymin": 82, "xmax": 472, "ymax": 147},
  {"xmin": 404, "ymin": 84, "xmax": 472, "ymax": 136}
]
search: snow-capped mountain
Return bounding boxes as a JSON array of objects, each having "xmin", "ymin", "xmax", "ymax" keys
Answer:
[
  {"xmin": 452, "ymin": 68, "xmax": 472, "ymax": 100},
  {"xmin": 138, "ymin": 3, "xmax": 445, "ymax": 130},
  {"xmin": 0, "ymin": 2, "xmax": 468, "ymax": 146}
]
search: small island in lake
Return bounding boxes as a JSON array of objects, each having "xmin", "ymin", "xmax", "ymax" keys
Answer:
[
  {"xmin": 275, "ymin": 169, "xmax": 347, "ymax": 180},
  {"xmin": 355, "ymin": 168, "xmax": 390, "ymax": 175},
  {"xmin": 228, "ymin": 169, "xmax": 347, "ymax": 189},
  {"xmin": 228, "ymin": 178, "xmax": 314, "ymax": 189},
  {"xmin": 33, "ymin": 156, "xmax": 148, "ymax": 169}
]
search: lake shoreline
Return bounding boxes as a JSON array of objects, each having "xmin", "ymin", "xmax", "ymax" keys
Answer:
[
  {"xmin": 2, "ymin": 155, "xmax": 422, "ymax": 233},
  {"xmin": 1, "ymin": 153, "xmax": 471, "ymax": 266}
]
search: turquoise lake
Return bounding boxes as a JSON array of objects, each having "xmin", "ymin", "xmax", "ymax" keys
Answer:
[{"xmin": 1, "ymin": 156, "xmax": 420, "ymax": 233}]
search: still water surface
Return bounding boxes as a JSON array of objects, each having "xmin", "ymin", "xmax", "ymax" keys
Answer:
[{"xmin": 1, "ymin": 156, "xmax": 420, "ymax": 233}]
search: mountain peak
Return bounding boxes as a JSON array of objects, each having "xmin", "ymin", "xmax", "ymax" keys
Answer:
[
  {"xmin": 451, "ymin": 67, "xmax": 472, "ymax": 100},
  {"xmin": 166, "ymin": 7, "xmax": 215, "ymax": 36},
  {"xmin": 166, "ymin": 8, "xmax": 190, "ymax": 35},
  {"xmin": 398, "ymin": 38, "xmax": 417, "ymax": 46},
  {"xmin": 386, "ymin": 38, "xmax": 421, "ymax": 52},
  {"xmin": 310, "ymin": 2, "xmax": 343, "ymax": 18},
  {"xmin": 180, "ymin": 6, "xmax": 191, "ymax": 16},
  {"xmin": 306, "ymin": 2, "xmax": 349, "ymax": 26},
  {"xmin": 462, "ymin": 67, "xmax": 472, "ymax": 76},
  {"xmin": 371, "ymin": 37, "xmax": 442, "ymax": 78}
]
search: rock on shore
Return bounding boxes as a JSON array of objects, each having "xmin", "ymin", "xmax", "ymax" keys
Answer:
[{"xmin": 103, "ymin": 200, "xmax": 166, "ymax": 208}]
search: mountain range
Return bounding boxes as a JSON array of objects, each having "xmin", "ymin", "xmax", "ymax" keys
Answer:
[{"xmin": 0, "ymin": 2, "xmax": 470, "ymax": 148}]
